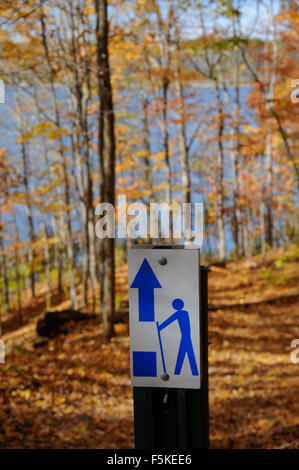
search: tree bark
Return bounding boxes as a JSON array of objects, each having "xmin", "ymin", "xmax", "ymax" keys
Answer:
[
  {"xmin": 214, "ymin": 81, "xmax": 226, "ymax": 261},
  {"xmin": 175, "ymin": 39, "xmax": 191, "ymax": 204},
  {"xmin": 141, "ymin": 93, "xmax": 154, "ymax": 202},
  {"xmin": 12, "ymin": 217, "xmax": 22, "ymax": 323},
  {"xmin": 20, "ymin": 139, "xmax": 36, "ymax": 298},
  {"xmin": 260, "ymin": 202, "xmax": 266, "ymax": 258},
  {"xmin": 94, "ymin": 0, "xmax": 115, "ymax": 339},
  {"xmin": 15, "ymin": 92, "xmax": 35, "ymax": 297},
  {"xmin": 40, "ymin": 7, "xmax": 78, "ymax": 308},
  {"xmin": 232, "ymin": 48, "xmax": 243, "ymax": 257},
  {"xmin": 161, "ymin": 77, "xmax": 172, "ymax": 208},
  {"xmin": 0, "ymin": 216, "xmax": 9, "ymax": 316}
]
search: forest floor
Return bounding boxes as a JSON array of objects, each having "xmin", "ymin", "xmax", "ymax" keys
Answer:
[{"xmin": 0, "ymin": 245, "xmax": 298, "ymax": 449}]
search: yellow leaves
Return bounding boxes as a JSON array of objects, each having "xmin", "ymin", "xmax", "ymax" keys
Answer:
[
  {"xmin": 12, "ymin": 389, "xmax": 31, "ymax": 400},
  {"xmin": 75, "ymin": 426, "xmax": 87, "ymax": 435},
  {"xmin": 96, "ymin": 371, "xmax": 113, "ymax": 384},
  {"xmin": 15, "ymin": 121, "xmax": 68, "ymax": 143},
  {"xmin": 75, "ymin": 367, "xmax": 86, "ymax": 377},
  {"xmin": 86, "ymin": 102, "xmax": 99, "ymax": 115},
  {"xmin": 83, "ymin": 5, "xmax": 95, "ymax": 16},
  {"xmin": 258, "ymin": 420, "xmax": 270, "ymax": 431},
  {"xmin": 54, "ymin": 396, "xmax": 65, "ymax": 404},
  {"xmin": 35, "ymin": 399, "xmax": 48, "ymax": 409},
  {"xmin": 135, "ymin": 149, "xmax": 146, "ymax": 159},
  {"xmin": 63, "ymin": 405, "xmax": 75, "ymax": 414},
  {"xmin": 47, "ymin": 127, "xmax": 68, "ymax": 140},
  {"xmin": 0, "ymin": 148, "xmax": 7, "ymax": 159},
  {"xmin": 152, "ymin": 181, "xmax": 166, "ymax": 192},
  {"xmin": 115, "ymin": 156, "xmax": 135, "ymax": 172},
  {"xmin": 57, "ymin": 353, "xmax": 66, "ymax": 360},
  {"xmin": 152, "ymin": 151, "xmax": 165, "ymax": 171},
  {"xmin": 218, "ymin": 390, "xmax": 230, "ymax": 400}
]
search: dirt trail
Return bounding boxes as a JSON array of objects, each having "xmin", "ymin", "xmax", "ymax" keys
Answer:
[{"xmin": 0, "ymin": 247, "xmax": 298, "ymax": 448}]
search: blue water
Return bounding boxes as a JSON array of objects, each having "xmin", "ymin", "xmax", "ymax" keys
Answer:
[{"xmin": 0, "ymin": 84, "xmax": 254, "ymax": 255}]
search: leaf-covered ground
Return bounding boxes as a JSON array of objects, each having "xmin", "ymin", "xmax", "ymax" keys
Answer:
[{"xmin": 0, "ymin": 246, "xmax": 298, "ymax": 448}]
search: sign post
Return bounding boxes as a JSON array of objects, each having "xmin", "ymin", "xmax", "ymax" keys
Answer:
[{"xmin": 129, "ymin": 246, "xmax": 209, "ymax": 449}]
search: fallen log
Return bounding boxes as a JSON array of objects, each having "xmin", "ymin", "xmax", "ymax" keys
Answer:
[{"xmin": 36, "ymin": 310, "xmax": 96, "ymax": 339}]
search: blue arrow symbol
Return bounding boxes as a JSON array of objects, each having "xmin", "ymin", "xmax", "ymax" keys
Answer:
[{"xmin": 130, "ymin": 258, "xmax": 162, "ymax": 322}]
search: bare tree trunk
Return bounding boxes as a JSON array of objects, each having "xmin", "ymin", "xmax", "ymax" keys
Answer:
[
  {"xmin": 263, "ymin": 0, "xmax": 277, "ymax": 248},
  {"xmin": 15, "ymin": 92, "xmax": 35, "ymax": 297},
  {"xmin": 20, "ymin": 139, "xmax": 36, "ymax": 298},
  {"xmin": 265, "ymin": 123, "xmax": 273, "ymax": 246},
  {"xmin": 13, "ymin": 217, "xmax": 22, "ymax": 323},
  {"xmin": 141, "ymin": 93, "xmax": 154, "ymax": 202},
  {"xmin": 62, "ymin": 1, "xmax": 96, "ymax": 309},
  {"xmin": 221, "ymin": 9, "xmax": 243, "ymax": 258},
  {"xmin": 94, "ymin": 0, "xmax": 115, "ymax": 339},
  {"xmin": 243, "ymin": 211, "xmax": 252, "ymax": 260},
  {"xmin": 215, "ymin": 81, "xmax": 226, "ymax": 261},
  {"xmin": 80, "ymin": 199, "xmax": 89, "ymax": 307},
  {"xmin": 175, "ymin": 39, "xmax": 191, "ymax": 204},
  {"xmin": 232, "ymin": 49, "xmax": 243, "ymax": 257},
  {"xmin": 68, "ymin": 101, "xmax": 89, "ymax": 307},
  {"xmin": 238, "ymin": 1, "xmax": 298, "ymax": 184},
  {"xmin": 40, "ymin": 6, "xmax": 77, "ymax": 308},
  {"xmin": 81, "ymin": 8, "xmax": 98, "ymax": 310},
  {"xmin": 0, "ymin": 217, "xmax": 9, "ymax": 315},
  {"xmin": 88, "ymin": 205, "xmax": 97, "ymax": 311},
  {"xmin": 41, "ymin": 218, "xmax": 51, "ymax": 311},
  {"xmin": 260, "ymin": 202, "xmax": 266, "ymax": 258},
  {"xmin": 195, "ymin": 9, "xmax": 226, "ymax": 260},
  {"xmin": 160, "ymin": 76, "xmax": 173, "ymax": 241},
  {"xmin": 162, "ymin": 77, "xmax": 172, "ymax": 207}
]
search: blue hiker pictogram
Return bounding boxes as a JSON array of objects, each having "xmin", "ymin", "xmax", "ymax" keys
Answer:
[
  {"xmin": 157, "ymin": 299, "xmax": 199, "ymax": 376},
  {"xmin": 131, "ymin": 258, "xmax": 199, "ymax": 379}
]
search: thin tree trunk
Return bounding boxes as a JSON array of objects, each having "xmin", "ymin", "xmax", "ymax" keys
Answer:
[
  {"xmin": 175, "ymin": 39, "xmax": 191, "ymax": 204},
  {"xmin": 0, "ymin": 219, "xmax": 9, "ymax": 315},
  {"xmin": 265, "ymin": 123, "xmax": 273, "ymax": 246},
  {"xmin": 214, "ymin": 81, "xmax": 226, "ymax": 261},
  {"xmin": 238, "ymin": 2, "xmax": 299, "ymax": 184},
  {"xmin": 68, "ymin": 96, "xmax": 89, "ymax": 307},
  {"xmin": 260, "ymin": 202, "xmax": 266, "ymax": 258},
  {"xmin": 39, "ymin": 6, "xmax": 77, "ymax": 308},
  {"xmin": 243, "ymin": 211, "xmax": 252, "ymax": 260},
  {"xmin": 162, "ymin": 77, "xmax": 172, "ymax": 207},
  {"xmin": 141, "ymin": 94, "xmax": 154, "ymax": 202},
  {"xmin": 20, "ymin": 139, "xmax": 35, "ymax": 298},
  {"xmin": 65, "ymin": 3, "xmax": 96, "ymax": 309},
  {"xmin": 15, "ymin": 93, "xmax": 35, "ymax": 297},
  {"xmin": 41, "ymin": 218, "xmax": 51, "ymax": 311},
  {"xmin": 12, "ymin": 217, "xmax": 22, "ymax": 323},
  {"xmin": 94, "ymin": 0, "xmax": 115, "ymax": 339},
  {"xmin": 232, "ymin": 48, "xmax": 243, "ymax": 257}
]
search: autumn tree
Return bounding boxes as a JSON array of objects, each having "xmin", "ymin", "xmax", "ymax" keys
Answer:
[{"xmin": 94, "ymin": 0, "xmax": 116, "ymax": 339}]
